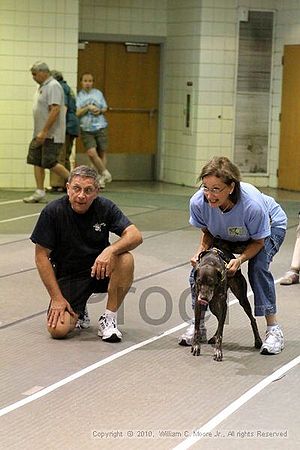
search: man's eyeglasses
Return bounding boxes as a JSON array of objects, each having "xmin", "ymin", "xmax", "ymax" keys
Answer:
[
  {"xmin": 70, "ymin": 185, "xmax": 96, "ymax": 196},
  {"xmin": 201, "ymin": 185, "xmax": 227, "ymax": 195}
]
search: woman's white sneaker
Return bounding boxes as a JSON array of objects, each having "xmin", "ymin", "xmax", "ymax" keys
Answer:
[
  {"xmin": 260, "ymin": 326, "xmax": 284, "ymax": 355},
  {"xmin": 178, "ymin": 322, "xmax": 207, "ymax": 346}
]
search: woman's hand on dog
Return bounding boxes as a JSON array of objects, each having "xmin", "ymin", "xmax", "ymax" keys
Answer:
[{"xmin": 226, "ymin": 257, "xmax": 242, "ymax": 277}]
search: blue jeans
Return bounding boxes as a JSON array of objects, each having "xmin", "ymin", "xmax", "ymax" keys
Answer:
[{"xmin": 190, "ymin": 227, "xmax": 286, "ymax": 317}]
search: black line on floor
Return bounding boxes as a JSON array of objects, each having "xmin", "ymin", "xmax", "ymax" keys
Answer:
[
  {"xmin": 0, "ymin": 226, "xmax": 190, "ymax": 279},
  {"xmin": 1, "ymin": 220, "xmax": 298, "ymax": 250},
  {"xmin": 142, "ymin": 225, "xmax": 190, "ymax": 239},
  {"xmin": 0, "ymin": 267, "xmax": 36, "ymax": 279},
  {"xmin": 0, "ymin": 261, "xmax": 189, "ymax": 330},
  {"xmin": 0, "ymin": 238, "xmax": 30, "ymax": 246},
  {"xmin": 0, "ymin": 310, "xmax": 47, "ymax": 329},
  {"xmin": 134, "ymin": 261, "xmax": 189, "ymax": 282},
  {"xmin": 0, "ymin": 207, "xmax": 163, "ymax": 247}
]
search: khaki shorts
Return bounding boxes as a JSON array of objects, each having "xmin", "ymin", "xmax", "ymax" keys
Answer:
[
  {"xmin": 26, "ymin": 138, "xmax": 63, "ymax": 169},
  {"xmin": 80, "ymin": 128, "xmax": 108, "ymax": 153}
]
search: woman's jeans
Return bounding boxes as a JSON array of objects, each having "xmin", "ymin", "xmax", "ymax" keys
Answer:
[{"xmin": 190, "ymin": 227, "xmax": 286, "ymax": 317}]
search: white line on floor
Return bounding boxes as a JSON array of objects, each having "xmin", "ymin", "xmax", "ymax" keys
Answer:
[
  {"xmin": 173, "ymin": 355, "xmax": 300, "ymax": 450},
  {"xmin": 0, "ymin": 322, "xmax": 188, "ymax": 417},
  {"xmin": 0, "ymin": 199, "xmax": 23, "ymax": 206},
  {"xmin": 0, "ymin": 213, "xmax": 39, "ymax": 223}
]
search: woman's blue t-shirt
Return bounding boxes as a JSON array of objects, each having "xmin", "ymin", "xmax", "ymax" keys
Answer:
[{"xmin": 189, "ymin": 182, "xmax": 287, "ymax": 242}]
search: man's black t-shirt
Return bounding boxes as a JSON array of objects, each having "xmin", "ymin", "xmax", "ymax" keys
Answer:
[{"xmin": 30, "ymin": 196, "xmax": 132, "ymax": 278}]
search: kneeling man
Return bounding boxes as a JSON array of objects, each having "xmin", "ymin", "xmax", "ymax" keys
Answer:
[{"xmin": 30, "ymin": 165, "xmax": 143, "ymax": 341}]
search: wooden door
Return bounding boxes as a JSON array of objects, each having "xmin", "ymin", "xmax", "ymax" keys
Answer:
[
  {"xmin": 77, "ymin": 42, "xmax": 159, "ymax": 156},
  {"xmin": 105, "ymin": 43, "xmax": 159, "ymax": 154},
  {"xmin": 278, "ymin": 45, "xmax": 300, "ymax": 190}
]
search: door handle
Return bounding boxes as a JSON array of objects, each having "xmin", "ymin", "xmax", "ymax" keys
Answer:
[
  {"xmin": 108, "ymin": 107, "xmax": 157, "ymax": 124},
  {"xmin": 108, "ymin": 107, "xmax": 157, "ymax": 115}
]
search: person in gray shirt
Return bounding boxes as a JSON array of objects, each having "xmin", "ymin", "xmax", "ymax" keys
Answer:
[{"xmin": 23, "ymin": 61, "xmax": 70, "ymax": 203}]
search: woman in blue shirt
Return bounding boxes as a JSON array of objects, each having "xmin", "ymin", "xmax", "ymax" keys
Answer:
[{"xmin": 179, "ymin": 156, "xmax": 287, "ymax": 355}]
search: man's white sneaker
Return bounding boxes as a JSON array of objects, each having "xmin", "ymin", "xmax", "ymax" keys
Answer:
[
  {"xmin": 178, "ymin": 322, "xmax": 207, "ymax": 346},
  {"xmin": 260, "ymin": 326, "xmax": 284, "ymax": 355},
  {"xmin": 23, "ymin": 191, "xmax": 46, "ymax": 203},
  {"xmin": 98, "ymin": 314, "xmax": 122, "ymax": 342},
  {"xmin": 76, "ymin": 307, "xmax": 91, "ymax": 329}
]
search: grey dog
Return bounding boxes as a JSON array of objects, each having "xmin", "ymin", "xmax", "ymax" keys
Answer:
[{"xmin": 191, "ymin": 248, "xmax": 262, "ymax": 361}]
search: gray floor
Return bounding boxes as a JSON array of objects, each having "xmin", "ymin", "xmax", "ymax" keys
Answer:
[{"xmin": 0, "ymin": 182, "xmax": 300, "ymax": 450}]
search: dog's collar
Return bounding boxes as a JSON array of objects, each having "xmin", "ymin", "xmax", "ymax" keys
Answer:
[
  {"xmin": 211, "ymin": 247, "xmax": 230, "ymax": 264},
  {"xmin": 198, "ymin": 247, "xmax": 229, "ymax": 263}
]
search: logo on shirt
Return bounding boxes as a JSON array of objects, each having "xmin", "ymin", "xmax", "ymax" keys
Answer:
[
  {"xmin": 228, "ymin": 227, "xmax": 246, "ymax": 237},
  {"xmin": 93, "ymin": 222, "xmax": 106, "ymax": 232}
]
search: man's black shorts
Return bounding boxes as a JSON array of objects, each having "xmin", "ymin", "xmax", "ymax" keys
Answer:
[{"xmin": 57, "ymin": 270, "xmax": 109, "ymax": 315}]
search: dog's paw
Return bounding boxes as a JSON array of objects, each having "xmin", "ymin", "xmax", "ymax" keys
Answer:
[
  {"xmin": 213, "ymin": 348, "xmax": 223, "ymax": 362},
  {"xmin": 191, "ymin": 344, "xmax": 201, "ymax": 356}
]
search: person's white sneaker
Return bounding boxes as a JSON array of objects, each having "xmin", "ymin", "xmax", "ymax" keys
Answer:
[
  {"xmin": 102, "ymin": 169, "xmax": 112, "ymax": 183},
  {"xmin": 99, "ymin": 175, "xmax": 106, "ymax": 189},
  {"xmin": 260, "ymin": 326, "xmax": 284, "ymax": 355},
  {"xmin": 280, "ymin": 271, "xmax": 299, "ymax": 285},
  {"xmin": 76, "ymin": 307, "xmax": 91, "ymax": 329},
  {"xmin": 98, "ymin": 314, "xmax": 122, "ymax": 342},
  {"xmin": 178, "ymin": 322, "xmax": 207, "ymax": 346},
  {"xmin": 23, "ymin": 190, "xmax": 46, "ymax": 203}
]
